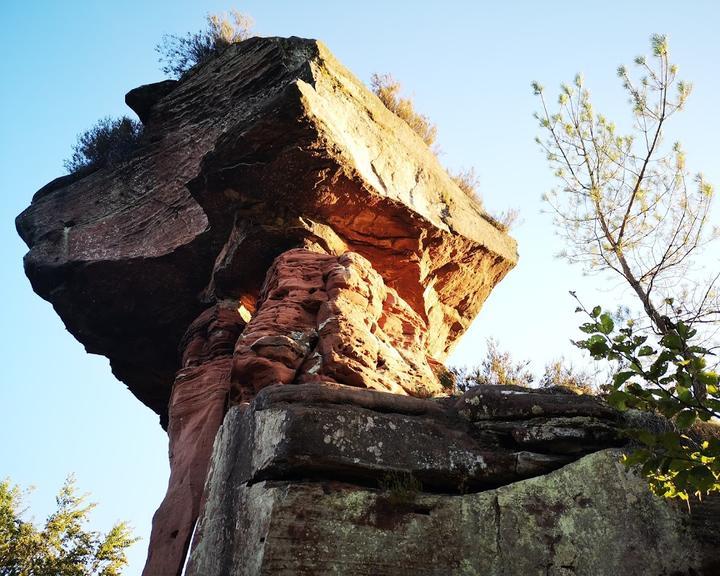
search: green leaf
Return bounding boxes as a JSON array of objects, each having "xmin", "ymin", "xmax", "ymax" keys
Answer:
[
  {"xmin": 613, "ymin": 371, "xmax": 635, "ymax": 388},
  {"xmin": 675, "ymin": 386, "xmax": 692, "ymax": 403},
  {"xmin": 699, "ymin": 371, "xmax": 719, "ymax": 387},
  {"xmin": 635, "ymin": 430, "xmax": 658, "ymax": 447},
  {"xmin": 598, "ymin": 313, "xmax": 614, "ymax": 334},
  {"xmin": 668, "ymin": 458, "xmax": 694, "ymax": 472},
  {"xmin": 589, "ymin": 340, "xmax": 609, "ymax": 358},
  {"xmin": 661, "ymin": 332, "xmax": 683, "ymax": 351},
  {"xmin": 623, "ymin": 448, "xmax": 652, "ymax": 467},
  {"xmin": 579, "ymin": 323, "xmax": 599, "ymax": 334},
  {"xmin": 637, "ymin": 346, "xmax": 655, "ymax": 357},
  {"xmin": 688, "ymin": 466, "xmax": 718, "ymax": 493},
  {"xmin": 657, "ymin": 399, "xmax": 683, "ymax": 419},
  {"xmin": 675, "ymin": 410, "xmax": 697, "ymax": 430},
  {"xmin": 607, "ymin": 390, "xmax": 631, "ymax": 411},
  {"xmin": 658, "ymin": 432, "xmax": 682, "ymax": 451},
  {"xmin": 591, "ymin": 306, "xmax": 601, "ymax": 318},
  {"xmin": 676, "ymin": 321, "xmax": 689, "ymax": 338}
]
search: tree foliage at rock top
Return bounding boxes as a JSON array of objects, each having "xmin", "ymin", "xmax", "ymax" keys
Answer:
[
  {"xmin": 64, "ymin": 116, "xmax": 143, "ymax": 174},
  {"xmin": 156, "ymin": 9, "xmax": 254, "ymax": 78},
  {"xmin": 0, "ymin": 476, "xmax": 137, "ymax": 576},
  {"xmin": 535, "ymin": 34, "xmax": 720, "ymax": 500}
]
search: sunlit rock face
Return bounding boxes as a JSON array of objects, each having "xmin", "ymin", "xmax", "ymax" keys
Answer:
[
  {"xmin": 16, "ymin": 36, "xmax": 516, "ymax": 424},
  {"xmin": 17, "ymin": 36, "xmax": 517, "ymax": 576},
  {"xmin": 230, "ymin": 248, "xmax": 449, "ymax": 404}
]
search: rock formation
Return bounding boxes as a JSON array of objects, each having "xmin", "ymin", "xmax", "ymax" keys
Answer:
[
  {"xmin": 17, "ymin": 36, "xmax": 516, "ymax": 575},
  {"xmin": 187, "ymin": 383, "xmax": 719, "ymax": 576},
  {"xmin": 17, "ymin": 35, "xmax": 717, "ymax": 576}
]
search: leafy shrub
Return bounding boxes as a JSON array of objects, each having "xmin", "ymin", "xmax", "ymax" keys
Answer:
[
  {"xmin": 573, "ymin": 297, "xmax": 720, "ymax": 500},
  {"xmin": 371, "ymin": 73, "xmax": 437, "ymax": 147},
  {"xmin": 451, "ymin": 339, "xmax": 534, "ymax": 393},
  {"xmin": 156, "ymin": 10, "xmax": 254, "ymax": 78},
  {"xmin": 64, "ymin": 116, "xmax": 143, "ymax": 174}
]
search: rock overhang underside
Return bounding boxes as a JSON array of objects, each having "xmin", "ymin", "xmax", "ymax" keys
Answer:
[{"xmin": 16, "ymin": 36, "xmax": 517, "ymax": 421}]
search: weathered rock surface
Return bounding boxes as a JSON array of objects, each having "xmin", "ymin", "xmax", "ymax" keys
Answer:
[
  {"xmin": 143, "ymin": 303, "xmax": 246, "ymax": 576},
  {"xmin": 16, "ymin": 36, "xmax": 517, "ymax": 422},
  {"xmin": 231, "ymin": 248, "xmax": 448, "ymax": 404},
  {"xmin": 187, "ymin": 383, "xmax": 719, "ymax": 576},
  {"xmin": 18, "ymin": 38, "xmax": 519, "ymax": 573}
]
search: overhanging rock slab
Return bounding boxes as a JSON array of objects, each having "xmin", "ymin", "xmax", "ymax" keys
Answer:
[{"xmin": 16, "ymin": 36, "xmax": 517, "ymax": 422}]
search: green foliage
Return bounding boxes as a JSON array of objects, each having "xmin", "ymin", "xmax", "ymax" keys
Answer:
[
  {"xmin": 64, "ymin": 116, "xmax": 143, "ymax": 174},
  {"xmin": 452, "ymin": 339, "xmax": 534, "ymax": 393},
  {"xmin": 156, "ymin": 10, "xmax": 254, "ymax": 78},
  {"xmin": 0, "ymin": 476, "xmax": 138, "ymax": 575},
  {"xmin": 572, "ymin": 296, "xmax": 720, "ymax": 501},
  {"xmin": 536, "ymin": 34, "xmax": 719, "ymax": 501},
  {"xmin": 370, "ymin": 73, "xmax": 438, "ymax": 147},
  {"xmin": 533, "ymin": 35, "xmax": 718, "ymax": 332}
]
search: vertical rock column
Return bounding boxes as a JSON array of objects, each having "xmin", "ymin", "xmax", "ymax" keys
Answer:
[
  {"xmin": 143, "ymin": 304, "xmax": 246, "ymax": 576},
  {"xmin": 144, "ymin": 245, "xmax": 455, "ymax": 573}
]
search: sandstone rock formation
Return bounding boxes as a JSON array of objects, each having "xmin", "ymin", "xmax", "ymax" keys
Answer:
[
  {"xmin": 17, "ymin": 34, "xmax": 719, "ymax": 576},
  {"xmin": 16, "ymin": 36, "xmax": 516, "ymax": 423},
  {"xmin": 17, "ymin": 37, "xmax": 517, "ymax": 575},
  {"xmin": 187, "ymin": 383, "xmax": 719, "ymax": 576},
  {"xmin": 144, "ymin": 303, "xmax": 246, "ymax": 575}
]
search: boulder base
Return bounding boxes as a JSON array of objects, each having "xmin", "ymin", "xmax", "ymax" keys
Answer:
[{"xmin": 187, "ymin": 383, "xmax": 719, "ymax": 576}]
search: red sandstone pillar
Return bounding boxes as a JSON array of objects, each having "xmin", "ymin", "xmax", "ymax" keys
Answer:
[{"xmin": 142, "ymin": 305, "xmax": 246, "ymax": 576}]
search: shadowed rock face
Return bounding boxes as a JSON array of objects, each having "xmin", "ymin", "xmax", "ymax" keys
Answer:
[
  {"xmin": 17, "ymin": 36, "xmax": 517, "ymax": 576},
  {"xmin": 187, "ymin": 383, "xmax": 719, "ymax": 576},
  {"xmin": 16, "ymin": 36, "xmax": 517, "ymax": 424}
]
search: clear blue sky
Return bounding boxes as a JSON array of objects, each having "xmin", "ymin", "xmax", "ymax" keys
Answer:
[{"xmin": 2, "ymin": 1, "xmax": 719, "ymax": 573}]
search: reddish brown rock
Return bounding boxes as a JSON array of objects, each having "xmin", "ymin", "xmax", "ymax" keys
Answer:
[
  {"xmin": 16, "ymin": 36, "xmax": 517, "ymax": 423},
  {"xmin": 17, "ymin": 36, "xmax": 518, "ymax": 575},
  {"xmin": 143, "ymin": 304, "xmax": 246, "ymax": 576},
  {"xmin": 231, "ymin": 248, "xmax": 446, "ymax": 405}
]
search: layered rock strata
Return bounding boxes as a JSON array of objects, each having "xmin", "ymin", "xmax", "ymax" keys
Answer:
[
  {"xmin": 187, "ymin": 383, "xmax": 719, "ymax": 576},
  {"xmin": 16, "ymin": 36, "xmax": 517, "ymax": 422},
  {"xmin": 231, "ymin": 248, "xmax": 448, "ymax": 405},
  {"xmin": 17, "ymin": 37, "xmax": 518, "ymax": 575}
]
